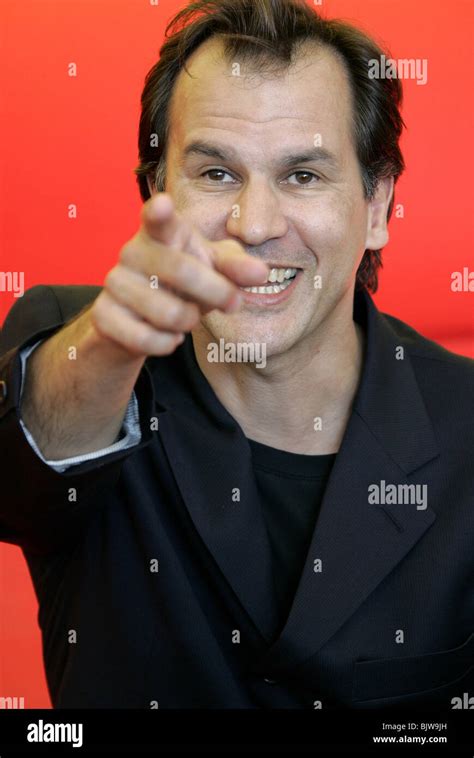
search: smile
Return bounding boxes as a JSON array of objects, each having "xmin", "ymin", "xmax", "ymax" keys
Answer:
[
  {"xmin": 240, "ymin": 267, "xmax": 299, "ymax": 294},
  {"xmin": 237, "ymin": 267, "xmax": 303, "ymax": 306}
]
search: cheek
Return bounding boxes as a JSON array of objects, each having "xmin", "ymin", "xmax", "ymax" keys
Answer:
[
  {"xmin": 173, "ymin": 194, "xmax": 220, "ymax": 240},
  {"xmin": 299, "ymin": 195, "xmax": 367, "ymax": 265},
  {"xmin": 167, "ymin": 171, "xmax": 224, "ymax": 230}
]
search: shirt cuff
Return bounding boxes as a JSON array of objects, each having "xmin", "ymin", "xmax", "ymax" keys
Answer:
[{"xmin": 18, "ymin": 338, "xmax": 142, "ymax": 473}]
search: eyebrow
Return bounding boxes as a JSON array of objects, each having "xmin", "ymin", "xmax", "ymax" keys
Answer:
[{"xmin": 182, "ymin": 140, "xmax": 340, "ymax": 170}]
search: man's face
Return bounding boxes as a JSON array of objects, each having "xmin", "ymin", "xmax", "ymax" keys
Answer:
[{"xmin": 159, "ymin": 38, "xmax": 390, "ymax": 355}]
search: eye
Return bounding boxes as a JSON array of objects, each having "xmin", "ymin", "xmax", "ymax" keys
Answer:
[
  {"xmin": 284, "ymin": 171, "xmax": 321, "ymax": 186},
  {"xmin": 199, "ymin": 168, "xmax": 321, "ymax": 186},
  {"xmin": 200, "ymin": 169, "xmax": 236, "ymax": 183}
]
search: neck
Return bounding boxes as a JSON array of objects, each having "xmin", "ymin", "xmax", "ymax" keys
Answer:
[{"xmin": 192, "ymin": 291, "xmax": 366, "ymax": 455}]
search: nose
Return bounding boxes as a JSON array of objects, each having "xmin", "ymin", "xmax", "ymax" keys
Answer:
[{"xmin": 225, "ymin": 177, "xmax": 288, "ymax": 246}]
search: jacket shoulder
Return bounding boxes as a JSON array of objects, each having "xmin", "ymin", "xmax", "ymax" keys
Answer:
[
  {"xmin": 383, "ymin": 312, "xmax": 474, "ymax": 435},
  {"xmin": 0, "ymin": 284, "xmax": 102, "ymax": 356},
  {"xmin": 383, "ymin": 311, "xmax": 474, "ymax": 371}
]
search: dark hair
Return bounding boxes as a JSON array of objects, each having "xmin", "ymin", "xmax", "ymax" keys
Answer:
[{"xmin": 134, "ymin": 0, "xmax": 405, "ymax": 293}]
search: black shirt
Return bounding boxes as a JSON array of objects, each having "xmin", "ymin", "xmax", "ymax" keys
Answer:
[{"xmin": 248, "ymin": 438, "xmax": 337, "ymax": 634}]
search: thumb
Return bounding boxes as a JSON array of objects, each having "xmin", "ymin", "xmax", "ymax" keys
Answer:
[{"xmin": 211, "ymin": 240, "xmax": 270, "ymax": 287}]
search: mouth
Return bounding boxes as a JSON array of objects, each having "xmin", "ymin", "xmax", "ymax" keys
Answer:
[{"xmin": 239, "ymin": 267, "xmax": 301, "ymax": 294}]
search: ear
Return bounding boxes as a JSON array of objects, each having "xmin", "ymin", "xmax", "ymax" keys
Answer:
[
  {"xmin": 146, "ymin": 174, "xmax": 156, "ymax": 196},
  {"xmin": 365, "ymin": 176, "xmax": 394, "ymax": 251}
]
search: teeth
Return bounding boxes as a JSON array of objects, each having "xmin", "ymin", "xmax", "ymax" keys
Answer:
[
  {"xmin": 239, "ymin": 268, "xmax": 299, "ymax": 294},
  {"xmin": 240, "ymin": 278, "xmax": 296, "ymax": 294},
  {"xmin": 266, "ymin": 267, "xmax": 298, "ymax": 284}
]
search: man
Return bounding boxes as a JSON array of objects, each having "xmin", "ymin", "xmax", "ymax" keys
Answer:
[{"xmin": 0, "ymin": 0, "xmax": 473, "ymax": 710}]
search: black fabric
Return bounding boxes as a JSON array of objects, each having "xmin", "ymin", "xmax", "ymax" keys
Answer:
[
  {"xmin": 248, "ymin": 438, "xmax": 336, "ymax": 633},
  {"xmin": 0, "ymin": 284, "xmax": 473, "ymax": 710}
]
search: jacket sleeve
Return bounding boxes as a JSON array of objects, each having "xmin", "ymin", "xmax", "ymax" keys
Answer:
[
  {"xmin": 0, "ymin": 285, "xmax": 156, "ymax": 554},
  {"xmin": 18, "ymin": 339, "xmax": 142, "ymax": 472}
]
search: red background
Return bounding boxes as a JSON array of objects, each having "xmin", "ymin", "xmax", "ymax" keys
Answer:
[{"xmin": 0, "ymin": 0, "xmax": 473, "ymax": 707}]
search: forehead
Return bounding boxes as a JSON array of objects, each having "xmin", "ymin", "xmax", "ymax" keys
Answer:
[{"xmin": 167, "ymin": 37, "xmax": 354, "ymax": 157}]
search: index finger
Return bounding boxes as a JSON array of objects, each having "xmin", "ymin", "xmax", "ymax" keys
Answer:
[{"xmin": 140, "ymin": 192, "xmax": 211, "ymax": 264}]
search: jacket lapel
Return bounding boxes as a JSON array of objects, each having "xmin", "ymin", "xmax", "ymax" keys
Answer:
[
  {"xmin": 253, "ymin": 289, "xmax": 439, "ymax": 674},
  {"xmin": 149, "ymin": 344, "xmax": 280, "ymax": 641},
  {"xmin": 148, "ymin": 288, "xmax": 439, "ymax": 667}
]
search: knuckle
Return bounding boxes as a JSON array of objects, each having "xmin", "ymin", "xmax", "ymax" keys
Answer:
[
  {"xmin": 160, "ymin": 336, "xmax": 181, "ymax": 355},
  {"xmin": 119, "ymin": 242, "xmax": 136, "ymax": 266},
  {"xmin": 90, "ymin": 292, "xmax": 107, "ymax": 322},
  {"xmin": 163, "ymin": 302, "xmax": 184, "ymax": 326},
  {"xmin": 173, "ymin": 305, "xmax": 197, "ymax": 330},
  {"xmin": 134, "ymin": 327, "xmax": 154, "ymax": 355},
  {"xmin": 104, "ymin": 266, "xmax": 121, "ymax": 291},
  {"xmin": 185, "ymin": 303, "xmax": 201, "ymax": 325},
  {"xmin": 172, "ymin": 256, "xmax": 193, "ymax": 288},
  {"xmin": 142, "ymin": 292, "xmax": 176, "ymax": 330},
  {"xmin": 135, "ymin": 326, "xmax": 179, "ymax": 356}
]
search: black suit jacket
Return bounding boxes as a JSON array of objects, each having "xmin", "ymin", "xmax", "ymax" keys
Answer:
[{"xmin": 0, "ymin": 284, "xmax": 473, "ymax": 709}]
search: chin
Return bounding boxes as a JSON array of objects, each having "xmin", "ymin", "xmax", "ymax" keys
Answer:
[{"xmin": 200, "ymin": 312, "xmax": 301, "ymax": 360}]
